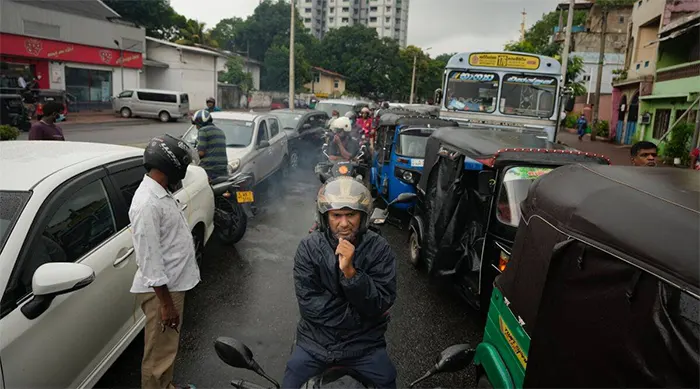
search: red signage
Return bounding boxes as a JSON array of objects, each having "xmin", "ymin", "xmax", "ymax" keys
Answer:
[{"xmin": 0, "ymin": 33, "xmax": 143, "ymax": 69}]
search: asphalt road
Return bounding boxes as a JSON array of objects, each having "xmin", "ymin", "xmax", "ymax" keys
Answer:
[
  {"xmin": 58, "ymin": 121, "xmax": 485, "ymax": 388},
  {"xmin": 17, "ymin": 120, "xmax": 187, "ymax": 146}
]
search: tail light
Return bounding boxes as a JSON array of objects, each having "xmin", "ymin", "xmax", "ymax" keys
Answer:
[{"xmin": 498, "ymin": 251, "xmax": 510, "ymax": 272}]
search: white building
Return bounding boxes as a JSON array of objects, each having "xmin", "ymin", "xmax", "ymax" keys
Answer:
[
  {"xmin": 0, "ymin": 0, "xmax": 145, "ymax": 110},
  {"xmin": 571, "ymin": 52, "xmax": 625, "ymax": 96},
  {"xmin": 144, "ymin": 38, "xmax": 261, "ymax": 110},
  {"xmin": 297, "ymin": 0, "xmax": 409, "ymax": 47}
]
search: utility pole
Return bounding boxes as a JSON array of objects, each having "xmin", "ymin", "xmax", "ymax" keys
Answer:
[
  {"xmin": 114, "ymin": 40, "xmax": 124, "ymax": 92},
  {"xmin": 289, "ymin": 0, "xmax": 295, "ymax": 111},
  {"xmin": 409, "ymin": 54, "xmax": 417, "ymax": 104},
  {"xmin": 520, "ymin": 9, "xmax": 527, "ymax": 42},
  {"xmin": 560, "ymin": 0, "xmax": 575, "ymax": 82},
  {"xmin": 591, "ymin": 8, "xmax": 608, "ymax": 141}
]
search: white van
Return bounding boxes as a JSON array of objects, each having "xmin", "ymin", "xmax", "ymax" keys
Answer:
[{"xmin": 112, "ymin": 89, "xmax": 190, "ymax": 122}]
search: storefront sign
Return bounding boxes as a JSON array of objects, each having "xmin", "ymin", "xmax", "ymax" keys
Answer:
[
  {"xmin": 0, "ymin": 33, "xmax": 142, "ymax": 69},
  {"xmin": 469, "ymin": 53, "xmax": 540, "ymax": 70}
]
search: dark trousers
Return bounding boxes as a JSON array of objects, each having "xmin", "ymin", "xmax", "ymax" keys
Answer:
[{"xmin": 282, "ymin": 345, "xmax": 397, "ymax": 389}]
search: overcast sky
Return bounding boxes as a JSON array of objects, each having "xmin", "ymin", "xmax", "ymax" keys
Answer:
[{"xmin": 169, "ymin": 0, "xmax": 564, "ymax": 56}]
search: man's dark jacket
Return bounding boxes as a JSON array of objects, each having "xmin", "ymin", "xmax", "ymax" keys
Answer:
[{"xmin": 293, "ymin": 230, "xmax": 396, "ymax": 362}]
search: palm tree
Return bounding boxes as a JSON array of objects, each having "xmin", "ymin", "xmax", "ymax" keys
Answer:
[{"xmin": 176, "ymin": 20, "xmax": 218, "ymax": 47}]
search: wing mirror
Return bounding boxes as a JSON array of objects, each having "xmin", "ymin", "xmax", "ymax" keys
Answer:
[
  {"xmin": 302, "ymin": 123, "xmax": 311, "ymax": 130},
  {"xmin": 21, "ymin": 262, "xmax": 95, "ymax": 320},
  {"xmin": 477, "ymin": 170, "xmax": 497, "ymax": 196},
  {"xmin": 257, "ymin": 140, "xmax": 270, "ymax": 149},
  {"xmin": 408, "ymin": 344, "xmax": 475, "ymax": 388},
  {"xmin": 214, "ymin": 337, "xmax": 280, "ymax": 388}
]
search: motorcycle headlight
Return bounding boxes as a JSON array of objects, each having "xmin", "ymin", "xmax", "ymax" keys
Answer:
[{"xmin": 228, "ymin": 159, "xmax": 241, "ymax": 174}]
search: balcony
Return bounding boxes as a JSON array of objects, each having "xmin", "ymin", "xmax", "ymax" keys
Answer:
[{"xmin": 656, "ymin": 60, "xmax": 700, "ymax": 82}]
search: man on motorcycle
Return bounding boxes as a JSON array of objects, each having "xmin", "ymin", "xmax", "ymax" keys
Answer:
[
  {"xmin": 205, "ymin": 97, "xmax": 222, "ymax": 112},
  {"xmin": 283, "ymin": 176, "xmax": 397, "ymax": 389},
  {"xmin": 327, "ymin": 117, "xmax": 359, "ymax": 161},
  {"xmin": 192, "ymin": 109, "xmax": 228, "ymax": 180}
]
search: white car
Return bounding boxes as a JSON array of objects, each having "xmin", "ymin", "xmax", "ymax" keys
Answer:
[
  {"xmin": 182, "ymin": 111, "xmax": 290, "ymax": 185},
  {"xmin": 0, "ymin": 141, "xmax": 214, "ymax": 389}
]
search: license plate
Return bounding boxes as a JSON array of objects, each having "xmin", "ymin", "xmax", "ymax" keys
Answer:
[
  {"xmin": 410, "ymin": 159, "xmax": 424, "ymax": 167},
  {"xmin": 236, "ymin": 191, "xmax": 254, "ymax": 203}
]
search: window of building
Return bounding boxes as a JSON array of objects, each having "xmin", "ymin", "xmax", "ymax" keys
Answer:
[
  {"xmin": 342, "ymin": 17, "xmax": 349, "ymax": 23},
  {"xmin": 314, "ymin": 73, "xmax": 321, "ymax": 83},
  {"xmin": 370, "ymin": 17, "xmax": 377, "ymax": 22},
  {"xmin": 329, "ymin": 17, "xmax": 335, "ymax": 23},
  {"xmin": 644, "ymin": 60, "xmax": 649, "ymax": 67},
  {"xmin": 652, "ymin": 109, "xmax": 671, "ymax": 139},
  {"xmin": 330, "ymin": 7, "xmax": 335, "ymax": 12},
  {"xmin": 23, "ymin": 20, "xmax": 60, "ymax": 39},
  {"xmin": 65, "ymin": 67, "xmax": 113, "ymax": 109},
  {"xmin": 387, "ymin": 6, "xmax": 392, "ymax": 11},
  {"xmin": 342, "ymin": 7, "xmax": 349, "ymax": 12},
  {"xmin": 305, "ymin": 8, "xmax": 312, "ymax": 12},
  {"xmin": 334, "ymin": 79, "xmax": 340, "ymax": 89},
  {"xmin": 371, "ymin": 6, "xmax": 378, "ymax": 11},
  {"xmin": 305, "ymin": 18, "xmax": 312, "ymax": 22},
  {"xmin": 583, "ymin": 74, "xmax": 591, "ymax": 81},
  {"xmin": 619, "ymin": 16, "xmax": 625, "ymax": 24},
  {"xmin": 386, "ymin": 17, "xmax": 391, "ymax": 22}
]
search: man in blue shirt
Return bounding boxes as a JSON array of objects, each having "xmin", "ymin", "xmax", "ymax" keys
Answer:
[{"xmin": 206, "ymin": 97, "xmax": 222, "ymax": 112}]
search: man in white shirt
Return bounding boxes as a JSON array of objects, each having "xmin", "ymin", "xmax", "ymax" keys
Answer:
[{"xmin": 130, "ymin": 134, "xmax": 198, "ymax": 389}]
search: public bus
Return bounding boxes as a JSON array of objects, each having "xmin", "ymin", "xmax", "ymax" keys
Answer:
[{"xmin": 435, "ymin": 52, "xmax": 566, "ymax": 141}]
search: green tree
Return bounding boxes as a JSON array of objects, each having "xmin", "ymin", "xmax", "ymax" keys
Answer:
[
  {"xmin": 218, "ymin": 56, "xmax": 254, "ymax": 92},
  {"xmin": 103, "ymin": 0, "xmax": 186, "ymax": 40},
  {"xmin": 566, "ymin": 56, "xmax": 586, "ymax": 96},
  {"xmin": 261, "ymin": 43, "xmax": 312, "ymax": 91},
  {"xmin": 503, "ymin": 10, "xmax": 587, "ymax": 56},
  {"xmin": 176, "ymin": 20, "xmax": 218, "ymax": 47},
  {"xmin": 211, "ymin": 17, "xmax": 245, "ymax": 52}
]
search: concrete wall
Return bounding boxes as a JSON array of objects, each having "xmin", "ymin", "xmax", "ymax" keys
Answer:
[
  {"xmin": 572, "ymin": 52, "xmax": 625, "ymax": 95},
  {"xmin": 247, "ymin": 90, "xmax": 319, "ymax": 109},
  {"xmin": 0, "ymin": 0, "xmax": 145, "ymax": 52}
]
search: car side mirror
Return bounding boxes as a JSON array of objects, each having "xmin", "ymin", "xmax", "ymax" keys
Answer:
[
  {"xmin": 257, "ymin": 140, "xmax": 270, "ymax": 149},
  {"xmin": 302, "ymin": 123, "xmax": 311, "ymax": 130},
  {"xmin": 214, "ymin": 337, "xmax": 281, "ymax": 388},
  {"xmin": 408, "ymin": 344, "xmax": 475, "ymax": 388},
  {"xmin": 477, "ymin": 170, "xmax": 497, "ymax": 196},
  {"xmin": 21, "ymin": 262, "xmax": 95, "ymax": 320}
]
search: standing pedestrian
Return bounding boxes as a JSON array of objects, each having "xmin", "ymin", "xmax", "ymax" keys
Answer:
[
  {"xmin": 576, "ymin": 114, "xmax": 588, "ymax": 141},
  {"xmin": 130, "ymin": 135, "xmax": 199, "ymax": 389},
  {"xmin": 690, "ymin": 147, "xmax": 700, "ymax": 170},
  {"xmin": 630, "ymin": 141, "xmax": 658, "ymax": 167},
  {"xmin": 28, "ymin": 101, "xmax": 65, "ymax": 140}
]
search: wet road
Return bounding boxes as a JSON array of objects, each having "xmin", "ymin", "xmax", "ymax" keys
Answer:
[{"xmin": 97, "ymin": 165, "xmax": 483, "ymax": 389}]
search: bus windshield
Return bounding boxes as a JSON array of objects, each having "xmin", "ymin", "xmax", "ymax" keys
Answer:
[
  {"xmin": 444, "ymin": 71, "xmax": 499, "ymax": 113},
  {"xmin": 499, "ymin": 74, "xmax": 557, "ymax": 118}
]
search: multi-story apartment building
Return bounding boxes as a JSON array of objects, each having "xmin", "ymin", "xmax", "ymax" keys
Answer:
[{"xmin": 297, "ymin": 0, "xmax": 409, "ymax": 47}]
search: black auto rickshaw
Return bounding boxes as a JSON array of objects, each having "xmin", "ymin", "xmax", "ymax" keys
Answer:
[
  {"xmin": 0, "ymin": 93, "xmax": 31, "ymax": 131},
  {"xmin": 408, "ymin": 164, "xmax": 699, "ymax": 388},
  {"xmin": 409, "ymin": 127, "xmax": 610, "ymax": 310}
]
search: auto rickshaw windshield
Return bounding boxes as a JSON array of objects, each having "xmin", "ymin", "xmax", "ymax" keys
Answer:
[
  {"xmin": 496, "ymin": 166, "xmax": 553, "ymax": 227},
  {"xmin": 397, "ymin": 129, "xmax": 432, "ymax": 158}
]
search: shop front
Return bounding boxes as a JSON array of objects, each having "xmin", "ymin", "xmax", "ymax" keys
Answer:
[{"xmin": 0, "ymin": 33, "xmax": 142, "ymax": 111}]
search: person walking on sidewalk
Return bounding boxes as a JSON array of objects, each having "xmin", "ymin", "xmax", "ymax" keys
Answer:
[
  {"xmin": 28, "ymin": 101, "xmax": 65, "ymax": 141},
  {"xmin": 130, "ymin": 135, "xmax": 199, "ymax": 389},
  {"xmin": 576, "ymin": 114, "xmax": 588, "ymax": 141},
  {"xmin": 630, "ymin": 141, "xmax": 658, "ymax": 167}
]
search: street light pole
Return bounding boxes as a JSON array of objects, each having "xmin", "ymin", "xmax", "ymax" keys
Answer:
[
  {"xmin": 289, "ymin": 0, "xmax": 296, "ymax": 112},
  {"xmin": 409, "ymin": 54, "xmax": 417, "ymax": 104}
]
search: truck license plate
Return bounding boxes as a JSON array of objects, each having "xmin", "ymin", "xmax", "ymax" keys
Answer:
[{"xmin": 236, "ymin": 191, "xmax": 254, "ymax": 203}]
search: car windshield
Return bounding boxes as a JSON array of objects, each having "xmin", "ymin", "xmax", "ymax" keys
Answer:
[
  {"xmin": 273, "ymin": 112, "xmax": 303, "ymax": 130},
  {"xmin": 183, "ymin": 119, "xmax": 255, "ymax": 147},
  {"xmin": 444, "ymin": 71, "xmax": 499, "ymax": 113},
  {"xmin": 396, "ymin": 128, "xmax": 433, "ymax": 158},
  {"xmin": 316, "ymin": 102, "xmax": 356, "ymax": 117},
  {"xmin": 496, "ymin": 166, "xmax": 553, "ymax": 227},
  {"xmin": 0, "ymin": 191, "xmax": 30, "ymax": 254},
  {"xmin": 499, "ymin": 74, "xmax": 557, "ymax": 118}
]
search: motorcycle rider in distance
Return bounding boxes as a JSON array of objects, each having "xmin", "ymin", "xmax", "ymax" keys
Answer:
[
  {"xmin": 283, "ymin": 176, "xmax": 398, "ymax": 389},
  {"xmin": 327, "ymin": 117, "xmax": 360, "ymax": 162},
  {"xmin": 326, "ymin": 110, "xmax": 340, "ymax": 128},
  {"xmin": 192, "ymin": 109, "xmax": 228, "ymax": 181},
  {"xmin": 205, "ymin": 97, "xmax": 222, "ymax": 112}
]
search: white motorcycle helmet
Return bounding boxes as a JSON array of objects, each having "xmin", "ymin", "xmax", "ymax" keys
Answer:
[{"xmin": 330, "ymin": 116, "xmax": 352, "ymax": 133}]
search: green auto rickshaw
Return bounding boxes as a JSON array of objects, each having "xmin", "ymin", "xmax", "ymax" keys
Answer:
[{"xmin": 408, "ymin": 164, "xmax": 699, "ymax": 388}]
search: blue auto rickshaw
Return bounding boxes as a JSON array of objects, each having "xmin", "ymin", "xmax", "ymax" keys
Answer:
[{"xmin": 371, "ymin": 113, "xmax": 459, "ymax": 209}]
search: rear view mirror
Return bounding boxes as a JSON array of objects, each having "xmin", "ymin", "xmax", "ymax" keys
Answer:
[
  {"xmin": 477, "ymin": 170, "xmax": 497, "ymax": 196},
  {"xmin": 394, "ymin": 192, "xmax": 418, "ymax": 204},
  {"xmin": 408, "ymin": 344, "xmax": 475, "ymax": 388},
  {"xmin": 22, "ymin": 262, "xmax": 95, "ymax": 320},
  {"xmin": 214, "ymin": 337, "xmax": 280, "ymax": 388}
]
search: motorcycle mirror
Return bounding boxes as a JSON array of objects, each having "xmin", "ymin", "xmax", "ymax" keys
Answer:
[
  {"xmin": 214, "ymin": 337, "xmax": 281, "ymax": 389},
  {"xmin": 392, "ymin": 192, "xmax": 417, "ymax": 205},
  {"xmin": 407, "ymin": 344, "xmax": 475, "ymax": 388}
]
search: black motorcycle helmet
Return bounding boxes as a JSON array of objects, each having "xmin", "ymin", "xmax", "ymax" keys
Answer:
[{"xmin": 143, "ymin": 134, "xmax": 193, "ymax": 187}]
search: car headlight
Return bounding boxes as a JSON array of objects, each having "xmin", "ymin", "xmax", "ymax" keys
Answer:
[{"xmin": 228, "ymin": 159, "xmax": 241, "ymax": 174}]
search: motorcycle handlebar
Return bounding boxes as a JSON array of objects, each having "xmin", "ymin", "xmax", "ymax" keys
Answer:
[{"xmin": 230, "ymin": 379, "xmax": 269, "ymax": 389}]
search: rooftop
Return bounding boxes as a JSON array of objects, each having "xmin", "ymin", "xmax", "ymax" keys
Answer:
[
  {"xmin": 146, "ymin": 37, "xmax": 223, "ymax": 57},
  {"xmin": 312, "ymin": 66, "xmax": 346, "ymax": 79}
]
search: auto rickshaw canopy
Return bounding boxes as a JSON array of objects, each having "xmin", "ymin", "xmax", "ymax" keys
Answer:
[{"xmin": 496, "ymin": 164, "xmax": 699, "ymax": 388}]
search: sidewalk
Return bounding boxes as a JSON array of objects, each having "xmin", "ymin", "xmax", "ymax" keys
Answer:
[
  {"xmin": 59, "ymin": 112, "xmax": 151, "ymax": 129},
  {"xmin": 557, "ymin": 131, "xmax": 631, "ymax": 165}
]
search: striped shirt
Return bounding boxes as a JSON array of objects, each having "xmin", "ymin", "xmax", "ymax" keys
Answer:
[{"xmin": 196, "ymin": 124, "xmax": 229, "ymax": 179}]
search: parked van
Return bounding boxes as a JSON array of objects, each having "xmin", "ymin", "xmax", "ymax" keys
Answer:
[{"xmin": 112, "ymin": 89, "xmax": 189, "ymax": 122}]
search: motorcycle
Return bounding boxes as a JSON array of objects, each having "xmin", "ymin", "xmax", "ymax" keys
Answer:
[
  {"xmin": 314, "ymin": 139, "xmax": 369, "ymax": 185},
  {"xmin": 213, "ymin": 337, "xmax": 475, "ymax": 389},
  {"xmin": 210, "ymin": 172, "xmax": 255, "ymax": 244}
]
